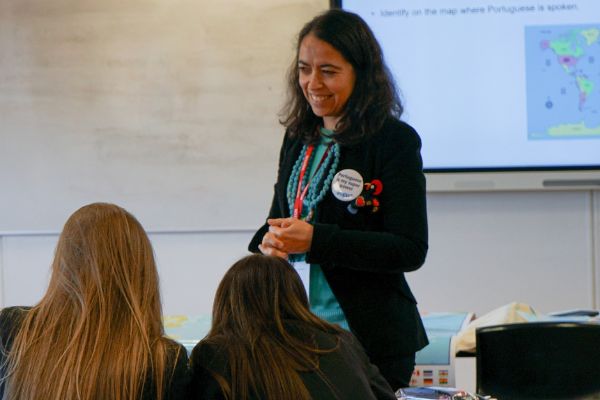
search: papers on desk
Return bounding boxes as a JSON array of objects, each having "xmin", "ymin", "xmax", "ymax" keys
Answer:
[
  {"xmin": 453, "ymin": 302, "xmax": 536, "ymax": 355},
  {"xmin": 548, "ymin": 308, "xmax": 599, "ymax": 317},
  {"xmin": 397, "ymin": 386, "xmax": 491, "ymax": 399},
  {"xmin": 453, "ymin": 302, "xmax": 600, "ymax": 355}
]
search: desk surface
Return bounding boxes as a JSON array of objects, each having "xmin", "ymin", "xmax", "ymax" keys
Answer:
[{"xmin": 163, "ymin": 311, "xmax": 474, "ymax": 364}]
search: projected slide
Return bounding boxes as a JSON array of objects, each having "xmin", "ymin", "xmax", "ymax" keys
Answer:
[
  {"xmin": 526, "ymin": 25, "xmax": 600, "ymax": 140},
  {"xmin": 340, "ymin": 0, "xmax": 600, "ymax": 169}
]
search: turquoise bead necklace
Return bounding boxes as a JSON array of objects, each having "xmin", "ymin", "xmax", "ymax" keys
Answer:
[{"xmin": 286, "ymin": 141, "xmax": 340, "ymax": 222}]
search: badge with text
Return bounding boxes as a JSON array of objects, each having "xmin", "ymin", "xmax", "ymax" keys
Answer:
[{"xmin": 331, "ymin": 169, "xmax": 363, "ymax": 201}]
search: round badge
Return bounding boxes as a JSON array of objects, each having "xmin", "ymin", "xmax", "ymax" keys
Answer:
[{"xmin": 331, "ymin": 169, "xmax": 363, "ymax": 201}]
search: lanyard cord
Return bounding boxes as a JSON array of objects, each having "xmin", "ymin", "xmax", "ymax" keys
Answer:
[
  {"xmin": 293, "ymin": 144, "xmax": 333, "ymax": 218},
  {"xmin": 287, "ymin": 142, "xmax": 340, "ymax": 222}
]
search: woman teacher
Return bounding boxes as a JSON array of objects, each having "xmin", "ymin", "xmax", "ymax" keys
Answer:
[{"xmin": 249, "ymin": 9, "xmax": 428, "ymax": 389}]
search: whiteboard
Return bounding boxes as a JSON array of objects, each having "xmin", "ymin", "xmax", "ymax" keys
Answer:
[{"xmin": 0, "ymin": 0, "xmax": 327, "ymax": 233}]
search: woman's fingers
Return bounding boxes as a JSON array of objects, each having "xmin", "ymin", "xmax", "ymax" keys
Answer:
[
  {"xmin": 258, "ymin": 244, "xmax": 289, "ymax": 260},
  {"xmin": 266, "ymin": 219, "xmax": 313, "ymax": 254},
  {"xmin": 262, "ymin": 232, "xmax": 283, "ymax": 249},
  {"xmin": 267, "ymin": 218, "xmax": 293, "ymax": 228}
]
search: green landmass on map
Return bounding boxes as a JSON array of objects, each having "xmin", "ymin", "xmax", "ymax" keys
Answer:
[{"xmin": 547, "ymin": 122, "xmax": 600, "ymax": 137}]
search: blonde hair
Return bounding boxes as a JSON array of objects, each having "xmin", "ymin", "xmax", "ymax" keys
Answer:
[{"xmin": 2, "ymin": 203, "xmax": 177, "ymax": 400}]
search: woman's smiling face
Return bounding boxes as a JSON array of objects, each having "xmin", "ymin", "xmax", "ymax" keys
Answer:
[{"xmin": 298, "ymin": 33, "xmax": 356, "ymax": 130}]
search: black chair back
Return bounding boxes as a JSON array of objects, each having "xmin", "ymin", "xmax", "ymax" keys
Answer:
[{"xmin": 476, "ymin": 321, "xmax": 600, "ymax": 400}]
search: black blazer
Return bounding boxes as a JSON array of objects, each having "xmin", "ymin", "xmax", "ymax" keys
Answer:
[{"xmin": 249, "ymin": 118, "xmax": 429, "ymax": 360}]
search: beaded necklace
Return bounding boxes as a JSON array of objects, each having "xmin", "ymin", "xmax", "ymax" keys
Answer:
[{"xmin": 286, "ymin": 138, "xmax": 340, "ymax": 223}]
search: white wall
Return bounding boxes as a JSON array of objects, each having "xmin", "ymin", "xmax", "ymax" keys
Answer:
[
  {"xmin": 1, "ymin": 0, "xmax": 599, "ymax": 319},
  {"xmin": 409, "ymin": 190, "xmax": 599, "ymax": 315},
  {"xmin": 0, "ymin": 230, "xmax": 252, "ymax": 315},
  {"xmin": 2, "ymin": 190, "xmax": 599, "ymax": 317},
  {"xmin": 0, "ymin": 0, "xmax": 324, "ymax": 233}
]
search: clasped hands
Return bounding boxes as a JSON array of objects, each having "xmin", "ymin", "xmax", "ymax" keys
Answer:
[{"xmin": 258, "ymin": 218, "xmax": 313, "ymax": 260}]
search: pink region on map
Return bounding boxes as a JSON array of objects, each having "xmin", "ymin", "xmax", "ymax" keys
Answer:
[
  {"xmin": 579, "ymin": 92, "xmax": 587, "ymax": 111},
  {"xmin": 558, "ymin": 55, "xmax": 578, "ymax": 67}
]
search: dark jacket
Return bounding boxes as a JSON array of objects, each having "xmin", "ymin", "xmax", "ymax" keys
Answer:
[
  {"xmin": 189, "ymin": 322, "xmax": 397, "ymax": 400},
  {"xmin": 0, "ymin": 306, "xmax": 190, "ymax": 400},
  {"xmin": 249, "ymin": 118, "xmax": 429, "ymax": 360}
]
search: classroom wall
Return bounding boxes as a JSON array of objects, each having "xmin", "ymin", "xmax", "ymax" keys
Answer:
[
  {"xmin": 1, "ymin": 0, "xmax": 599, "ymax": 318},
  {"xmin": 0, "ymin": 0, "xmax": 325, "ymax": 232},
  {"xmin": 1, "ymin": 190, "xmax": 599, "ymax": 316}
]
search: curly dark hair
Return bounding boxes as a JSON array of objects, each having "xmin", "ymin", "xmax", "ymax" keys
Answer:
[{"xmin": 280, "ymin": 9, "xmax": 403, "ymax": 145}]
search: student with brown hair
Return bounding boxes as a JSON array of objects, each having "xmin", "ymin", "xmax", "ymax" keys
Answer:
[
  {"xmin": 0, "ymin": 203, "xmax": 189, "ymax": 400},
  {"xmin": 190, "ymin": 254, "xmax": 395, "ymax": 400}
]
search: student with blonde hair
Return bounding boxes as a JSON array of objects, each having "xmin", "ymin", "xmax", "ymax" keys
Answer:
[
  {"xmin": 190, "ymin": 254, "xmax": 396, "ymax": 400},
  {"xmin": 0, "ymin": 203, "xmax": 189, "ymax": 400}
]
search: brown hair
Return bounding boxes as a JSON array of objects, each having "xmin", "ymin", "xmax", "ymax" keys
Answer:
[
  {"xmin": 202, "ymin": 254, "xmax": 343, "ymax": 400},
  {"xmin": 2, "ymin": 203, "xmax": 179, "ymax": 400}
]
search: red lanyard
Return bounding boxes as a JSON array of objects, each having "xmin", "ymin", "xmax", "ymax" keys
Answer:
[{"xmin": 293, "ymin": 144, "xmax": 332, "ymax": 219}]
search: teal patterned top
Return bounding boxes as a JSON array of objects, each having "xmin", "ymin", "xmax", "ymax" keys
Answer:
[{"xmin": 293, "ymin": 128, "xmax": 349, "ymax": 330}]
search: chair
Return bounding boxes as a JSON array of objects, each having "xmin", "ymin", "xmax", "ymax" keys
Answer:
[{"xmin": 476, "ymin": 322, "xmax": 600, "ymax": 399}]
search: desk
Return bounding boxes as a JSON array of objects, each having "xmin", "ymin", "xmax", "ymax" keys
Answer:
[{"xmin": 164, "ymin": 312, "xmax": 474, "ymax": 389}]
